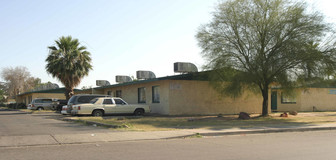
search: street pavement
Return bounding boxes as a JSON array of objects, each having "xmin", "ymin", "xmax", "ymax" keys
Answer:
[
  {"xmin": 2, "ymin": 109, "xmax": 336, "ymax": 148},
  {"xmin": 2, "ymin": 130, "xmax": 336, "ymax": 160}
]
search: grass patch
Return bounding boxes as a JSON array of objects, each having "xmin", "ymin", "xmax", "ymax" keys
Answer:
[
  {"xmin": 0, "ymin": 107, "xmax": 8, "ymax": 110},
  {"xmin": 18, "ymin": 109, "xmax": 56, "ymax": 114},
  {"xmin": 68, "ymin": 112, "xmax": 336, "ymax": 131},
  {"xmin": 188, "ymin": 133, "xmax": 203, "ymax": 138}
]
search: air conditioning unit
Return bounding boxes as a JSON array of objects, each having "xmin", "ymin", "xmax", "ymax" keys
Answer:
[
  {"xmin": 96, "ymin": 80, "xmax": 110, "ymax": 86},
  {"xmin": 116, "ymin": 76, "xmax": 132, "ymax": 83},
  {"xmin": 174, "ymin": 62, "xmax": 198, "ymax": 73},
  {"xmin": 136, "ymin": 71, "xmax": 156, "ymax": 80}
]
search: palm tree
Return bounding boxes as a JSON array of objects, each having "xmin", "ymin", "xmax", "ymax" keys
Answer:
[{"xmin": 46, "ymin": 36, "xmax": 92, "ymax": 100}]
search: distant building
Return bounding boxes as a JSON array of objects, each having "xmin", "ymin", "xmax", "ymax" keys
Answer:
[{"xmin": 16, "ymin": 88, "xmax": 79, "ymax": 106}]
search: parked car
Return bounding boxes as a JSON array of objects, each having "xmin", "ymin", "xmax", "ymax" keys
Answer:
[
  {"xmin": 66, "ymin": 94, "xmax": 111, "ymax": 114},
  {"xmin": 61, "ymin": 105, "xmax": 68, "ymax": 115},
  {"xmin": 28, "ymin": 98, "xmax": 54, "ymax": 110},
  {"xmin": 71, "ymin": 97, "xmax": 151, "ymax": 116},
  {"xmin": 53, "ymin": 99, "xmax": 67, "ymax": 111}
]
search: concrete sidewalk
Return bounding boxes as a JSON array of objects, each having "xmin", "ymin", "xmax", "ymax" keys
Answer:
[{"xmin": 2, "ymin": 122, "xmax": 336, "ymax": 148}]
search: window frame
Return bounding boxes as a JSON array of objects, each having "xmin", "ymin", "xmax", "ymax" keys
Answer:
[
  {"xmin": 152, "ymin": 86, "xmax": 160, "ymax": 103},
  {"xmin": 138, "ymin": 87, "xmax": 146, "ymax": 104},
  {"xmin": 281, "ymin": 92, "xmax": 297, "ymax": 104},
  {"xmin": 116, "ymin": 90, "xmax": 122, "ymax": 98}
]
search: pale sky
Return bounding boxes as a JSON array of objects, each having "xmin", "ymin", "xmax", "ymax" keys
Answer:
[{"xmin": 0, "ymin": 0, "xmax": 335, "ymax": 89}]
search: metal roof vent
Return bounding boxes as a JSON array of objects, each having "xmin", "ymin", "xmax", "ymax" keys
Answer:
[
  {"xmin": 136, "ymin": 70, "xmax": 156, "ymax": 80},
  {"xmin": 116, "ymin": 75, "xmax": 132, "ymax": 83},
  {"xmin": 96, "ymin": 80, "xmax": 110, "ymax": 86},
  {"xmin": 174, "ymin": 62, "xmax": 198, "ymax": 73}
]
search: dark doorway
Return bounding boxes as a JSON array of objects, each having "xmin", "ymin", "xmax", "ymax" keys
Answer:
[{"xmin": 271, "ymin": 91, "xmax": 277, "ymax": 111}]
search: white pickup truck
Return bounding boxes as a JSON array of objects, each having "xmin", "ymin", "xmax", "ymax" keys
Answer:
[{"xmin": 71, "ymin": 97, "xmax": 151, "ymax": 116}]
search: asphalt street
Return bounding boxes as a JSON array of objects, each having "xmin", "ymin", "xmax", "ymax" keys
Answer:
[
  {"xmin": 2, "ymin": 109, "xmax": 336, "ymax": 160},
  {"xmin": 1, "ymin": 130, "xmax": 336, "ymax": 160},
  {"xmin": 0, "ymin": 110, "xmax": 111, "ymax": 136}
]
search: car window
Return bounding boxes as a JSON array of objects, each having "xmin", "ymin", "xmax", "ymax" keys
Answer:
[
  {"xmin": 90, "ymin": 98, "xmax": 99, "ymax": 104},
  {"xmin": 42, "ymin": 99, "xmax": 52, "ymax": 103},
  {"xmin": 114, "ymin": 98, "xmax": 126, "ymax": 105},
  {"xmin": 59, "ymin": 100, "xmax": 67, "ymax": 105},
  {"xmin": 78, "ymin": 96, "xmax": 94, "ymax": 103},
  {"xmin": 79, "ymin": 95, "xmax": 109, "ymax": 103},
  {"xmin": 34, "ymin": 99, "xmax": 42, "ymax": 103},
  {"xmin": 68, "ymin": 96, "xmax": 77, "ymax": 104},
  {"xmin": 103, "ymin": 99, "xmax": 113, "ymax": 104}
]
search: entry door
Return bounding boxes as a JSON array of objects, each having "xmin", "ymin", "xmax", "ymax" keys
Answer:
[{"xmin": 271, "ymin": 91, "xmax": 277, "ymax": 111}]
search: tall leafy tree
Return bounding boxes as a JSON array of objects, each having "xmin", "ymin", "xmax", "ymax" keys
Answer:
[
  {"xmin": 46, "ymin": 36, "xmax": 92, "ymax": 100},
  {"xmin": 196, "ymin": 0, "xmax": 336, "ymax": 116},
  {"xmin": 0, "ymin": 82, "xmax": 7, "ymax": 102},
  {"xmin": 1, "ymin": 66, "xmax": 39, "ymax": 97}
]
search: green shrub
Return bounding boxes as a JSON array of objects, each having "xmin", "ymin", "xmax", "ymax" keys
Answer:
[
  {"xmin": 6, "ymin": 103, "xmax": 26, "ymax": 109},
  {"xmin": 7, "ymin": 103, "xmax": 16, "ymax": 109},
  {"xmin": 17, "ymin": 103, "xmax": 27, "ymax": 109}
]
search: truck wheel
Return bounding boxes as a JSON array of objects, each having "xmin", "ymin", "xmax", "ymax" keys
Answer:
[
  {"xmin": 92, "ymin": 110, "xmax": 104, "ymax": 117},
  {"xmin": 37, "ymin": 107, "xmax": 44, "ymax": 111},
  {"xmin": 134, "ymin": 109, "xmax": 144, "ymax": 116}
]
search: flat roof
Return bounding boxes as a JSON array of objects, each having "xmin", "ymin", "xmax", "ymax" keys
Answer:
[
  {"xmin": 93, "ymin": 71, "xmax": 211, "ymax": 90},
  {"xmin": 17, "ymin": 88, "xmax": 81, "ymax": 96}
]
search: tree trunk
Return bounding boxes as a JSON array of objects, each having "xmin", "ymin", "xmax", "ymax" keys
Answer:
[
  {"xmin": 261, "ymin": 84, "xmax": 269, "ymax": 116},
  {"xmin": 65, "ymin": 88, "xmax": 74, "ymax": 101}
]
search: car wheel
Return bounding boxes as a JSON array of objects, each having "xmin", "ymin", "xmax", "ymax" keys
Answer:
[
  {"xmin": 37, "ymin": 107, "xmax": 44, "ymax": 111},
  {"xmin": 134, "ymin": 109, "xmax": 144, "ymax": 116},
  {"xmin": 92, "ymin": 110, "xmax": 104, "ymax": 117}
]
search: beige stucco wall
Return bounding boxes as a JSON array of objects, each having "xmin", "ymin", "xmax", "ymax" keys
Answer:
[
  {"xmin": 300, "ymin": 88, "xmax": 336, "ymax": 111},
  {"xmin": 103, "ymin": 80, "xmax": 170, "ymax": 115},
  {"xmin": 275, "ymin": 88, "xmax": 336, "ymax": 112},
  {"xmin": 94, "ymin": 79, "xmax": 265, "ymax": 115},
  {"xmin": 273, "ymin": 90, "xmax": 301, "ymax": 112},
  {"xmin": 17, "ymin": 93, "xmax": 66, "ymax": 106},
  {"xmin": 168, "ymin": 80, "xmax": 264, "ymax": 115}
]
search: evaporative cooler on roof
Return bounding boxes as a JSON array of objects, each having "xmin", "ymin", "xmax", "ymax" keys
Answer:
[
  {"xmin": 174, "ymin": 62, "xmax": 198, "ymax": 73},
  {"xmin": 136, "ymin": 71, "xmax": 156, "ymax": 80},
  {"xmin": 115, "ymin": 75, "xmax": 132, "ymax": 83},
  {"xmin": 96, "ymin": 80, "xmax": 110, "ymax": 86}
]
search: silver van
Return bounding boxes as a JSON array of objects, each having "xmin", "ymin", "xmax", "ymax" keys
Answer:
[{"xmin": 28, "ymin": 98, "xmax": 54, "ymax": 110}]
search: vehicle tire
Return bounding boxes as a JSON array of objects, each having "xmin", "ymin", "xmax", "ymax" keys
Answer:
[
  {"xmin": 37, "ymin": 107, "xmax": 44, "ymax": 111},
  {"xmin": 134, "ymin": 109, "xmax": 144, "ymax": 116},
  {"xmin": 92, "ymin": 110, "xmax": 104, "ymax": 117}
]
